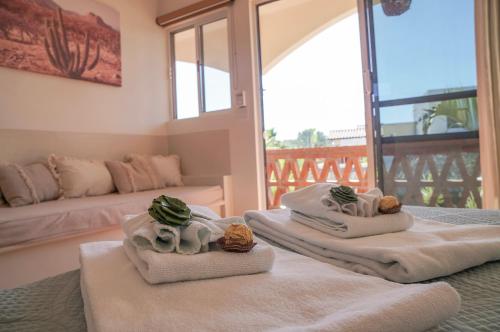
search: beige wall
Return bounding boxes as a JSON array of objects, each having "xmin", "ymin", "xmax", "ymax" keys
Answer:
[
  {"xmin": 0, "ymin": 0, "xmax": 168, "ymax": 137},
  {"xmin": 0, "ymin": 129, "xmax": 168, "ymax": 164},
  {"xmin": 168, "ymin": 130, "xmax": 231, "ymax": 176},
  {"xmin": 259, "ymin": 0, "xmax": 356, "ymax": 73}
]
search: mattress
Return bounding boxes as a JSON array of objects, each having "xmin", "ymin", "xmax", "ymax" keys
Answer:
[
  {"xmin": 0, "ymin": 186, "xmax": 223, "ymax": 248},
  {"xmin": 0, "ymin": 207, "xmax": 498, "ymax": 332}
]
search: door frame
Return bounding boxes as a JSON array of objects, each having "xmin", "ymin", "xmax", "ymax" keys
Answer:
[{"xmin": 253, "ymin": 0, "xmax": 378, "ymax": 207}]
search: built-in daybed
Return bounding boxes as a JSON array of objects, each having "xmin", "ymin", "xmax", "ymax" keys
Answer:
[{"xmin": 0, "ymin": 176, "xmax": 229, "ymax": 250}]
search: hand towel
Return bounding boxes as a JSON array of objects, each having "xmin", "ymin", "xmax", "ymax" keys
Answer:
[
  {"xmin": 282, "ymin": 184, "xmax": 413, "ymax": 238},
  {"xmin": 122, "ymin": 211, "xmax": 246, "ymax": 254},
  {"xmin": 244, "ymin": 209, "xmax": 500, "ymax": 283},
  {"xmin": 81, "ymin": 241, "xmax": 460, "ymax": 332},
  {"xmin": 123, "ymin": 238, "xmax": 275, "ymax": 284},
  {"xmin": 320, "ymin": 187, "xmax": 383, "ymax": 217},
  {"xmin": 122, "ymin": 213, "xmax": 211, "ymax": 254}
]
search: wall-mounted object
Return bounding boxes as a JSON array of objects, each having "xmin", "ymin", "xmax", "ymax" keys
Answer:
[
  {"xmin": 381, "ymin": 0, "xmax": 412, "ymax": 16},
  {"xmin": 0, "ymin": 0, "xmax": 121, "ymax": 86},
  {"xmin": 156, "ymin": 0, "xmax": 233, "ymax": 27}
]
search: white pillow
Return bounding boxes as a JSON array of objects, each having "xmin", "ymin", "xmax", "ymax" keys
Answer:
[
  {"xmin": 125, "ymin": 154, "xmax": 183, "ymax": 187},
  {"xmin": 48, "ymin": 155, "xmax": 116, "ymax": 198}
]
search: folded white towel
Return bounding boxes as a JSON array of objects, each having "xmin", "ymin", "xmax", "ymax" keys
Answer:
[
  {"xmin": 81, "ymin": 241, "xmax": 460, "ymax": 332},
  {"xmin": 244, "ymin": 209, "xmax": 500, "ymax": 283},
  {"xmin": 123, "ymin": 238, "xmax": 275, "ymax": 284},
  {"xmin": 121, "ymin": 205, "xmax": 234, "ymax": 255},
  {"xmin": 283, "ymin": 184, "xmax": 413, "ymax": 238}
]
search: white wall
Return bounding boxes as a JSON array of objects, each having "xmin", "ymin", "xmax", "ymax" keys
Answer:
[{"xmin": 0, "ymin": 0, "xmax": 168, "ymax": 137}]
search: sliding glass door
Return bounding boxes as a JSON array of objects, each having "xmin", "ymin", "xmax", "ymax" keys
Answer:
[{"xmin": 364, "ymin": 0, "xmax": 481, "ymax": 207}]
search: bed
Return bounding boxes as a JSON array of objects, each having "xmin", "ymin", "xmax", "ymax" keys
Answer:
[{"xmin": 0, "ymin": 207, "xmax": 499, "ymax": 332}]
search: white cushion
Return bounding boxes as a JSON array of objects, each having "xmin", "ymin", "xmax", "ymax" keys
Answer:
[
  {"xmin": 49, "ymin": 155, "xmax": 115, "ymax": 198},
  {"xmin": 125, "ymin": 154, "xmax": 183, "ymax": 187}
]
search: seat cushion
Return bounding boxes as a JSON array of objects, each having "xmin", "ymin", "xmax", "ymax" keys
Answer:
[
  {"xmin": 0, "ymin": 186, "xmax": 223, "ymax": 248},
  {"xmin": 0, "ymin": 163, "xmax": 60, "ymax": 207}
]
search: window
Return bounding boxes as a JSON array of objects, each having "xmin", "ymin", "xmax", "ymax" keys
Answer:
[
  {"xmin": 365, "ymin": 0, "xmax": 481, "ymax": 208},
  {"xmin": 170, "ymin": 15, "xmax": 232, "ymax": 119}
]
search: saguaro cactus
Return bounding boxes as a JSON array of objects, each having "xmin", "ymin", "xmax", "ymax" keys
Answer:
[{"xmin": 43, "ymin": 8, "xmax": 100, "ymax": 78}]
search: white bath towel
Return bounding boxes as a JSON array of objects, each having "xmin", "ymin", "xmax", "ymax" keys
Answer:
[
  {"xmin": 123, "ymin": 239, "xmax": 275, "ymax": 284},
  {"xmin": 244, "ymin": 209, "xmax": 500, "ymax": 283},
  {"xmin": 282, "ymin": 184, "xmax": 413, "ymax": 238},
  {"xmin": 121, "ymin": 205, "xmax": 236, "ymax": 255},
  {"xmin": 80, "ymin": 241, "xmax": 460, "ymax": 332}
]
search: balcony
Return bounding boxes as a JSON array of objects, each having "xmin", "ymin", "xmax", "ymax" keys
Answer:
[
  {"xmin": 265, "ymin": 138, "xmax": 482, "ymax": 209},
  {"xmin": 265, "ymin": 146, "xmax": 369, "ymax": 209}
]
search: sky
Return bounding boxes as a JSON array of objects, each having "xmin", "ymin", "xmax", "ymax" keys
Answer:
[{"xmin": 262, "ymin": 13, "xmax": 365, "ymax": 141}]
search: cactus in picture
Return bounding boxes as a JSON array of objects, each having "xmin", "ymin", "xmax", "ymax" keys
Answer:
[{"xmin": 43, "ymin": 8, "xmax": 100, "ymax": 78}]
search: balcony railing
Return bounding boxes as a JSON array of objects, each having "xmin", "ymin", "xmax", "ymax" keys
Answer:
[
  {"xmin": 265, "ymin": 139, "xmax": 482, "ymax": 209},
  {"xmin": 382, "ymin": 137, "xmax": 482, "ymax": 208},
  {"xmin": 265, "ymin": 146, "xmax": 369, "ymax": 209}
]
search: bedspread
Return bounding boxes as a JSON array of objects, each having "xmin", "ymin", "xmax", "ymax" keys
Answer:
[{"xmin": 0, "ymin": 207, "xmax": 499, "ymax": 332}]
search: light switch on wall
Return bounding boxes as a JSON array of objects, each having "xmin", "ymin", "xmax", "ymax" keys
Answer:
[{"xmin": 235, "ymin": 91, "xmax": 246, "ymax": 108}]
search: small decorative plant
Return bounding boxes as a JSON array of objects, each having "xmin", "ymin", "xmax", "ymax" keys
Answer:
[
  {"xmin": 148, "ymin": 195, "xmax": 192, "ymax": 226},
  {"xmin": 330, "ymin": 185, "xmax": 358, "ymax": 205}
]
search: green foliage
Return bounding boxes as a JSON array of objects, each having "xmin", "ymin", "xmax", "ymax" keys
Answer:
[
  {"xmin": 295, "ymin": 129, "xmax": 329, "ymax": 148},
  {"xmin": 330, "ymin": 185, "xmax": 358, "ymax": 205},
  {"xmin": 263, "ymin": 128, "xmax": 284, "ymax": 149},
  {"xmin": 148, "ymin": 195, "xmax": 192, "ymax": 226},
  {"xmin": 264, "ymin": 128, "xmax": 330, "ymax": 149},
  {"xmin": 421, "ymin": 98, "xmax": 478, "ymax": 134}
]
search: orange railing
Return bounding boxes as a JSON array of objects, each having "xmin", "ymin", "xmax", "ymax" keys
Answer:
[
  {"xmin": 265, "ymin": 139, "xmax": 482, "ymax": 209},
  {"xmin": 265, "ymin": 146, "xmax": 369, "ymax": 208}
]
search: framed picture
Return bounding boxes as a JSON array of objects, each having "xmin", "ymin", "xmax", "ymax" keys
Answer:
[{"xmin": 0, "ymin": 0, "xmax": 121, "ymax": 86}]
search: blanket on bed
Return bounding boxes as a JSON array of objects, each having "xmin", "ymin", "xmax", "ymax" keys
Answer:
[
  {"xmin": 2, "ymin": 207, "xmax": 499, "ymax": 332},
  {"xmin": 244, "ymin": 209, "xmax": 500, "ymax": 283},
  {"xmin": 80, "ymin": 240, "xmax": 460, "ymax": 332}
]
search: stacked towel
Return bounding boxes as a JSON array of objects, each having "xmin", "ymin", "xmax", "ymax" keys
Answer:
[
  {"xmin": 81, "ymin": 241, "xmax": 461, "ymax": 332},
  {"xmin": 122, "ymin": 204, "xmax": 275, "ymax": 284},
  {"xmin": 282, "ymin": 184, "xmax": 413, "ymax": 238},
  {"xmin": 244, "ymin": 208, "xmax": 500, "ymax": 283},
  {"xmin": 124, "ymin": 239, "xmax": 275, "ymax": 284}
]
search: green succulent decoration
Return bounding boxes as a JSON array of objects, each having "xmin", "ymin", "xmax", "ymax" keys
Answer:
[
  {"xmin": 148, "ymin": 195, "xmax": 192, "ymax": 226},
  {"xmin": 330, "ymin": 185, "xmax": 358, "ymax": 205}
]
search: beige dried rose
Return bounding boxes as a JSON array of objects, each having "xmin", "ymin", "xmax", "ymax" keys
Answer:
[
  {"xmin": 224, "ymin": 223, "xmax": 253, "ymax": 246},
  {"xmin": 378, "ymin": 195, "xmax": 402, "ymax": 214}
]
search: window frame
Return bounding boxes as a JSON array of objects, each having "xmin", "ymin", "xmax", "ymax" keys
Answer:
[
  {"xmin": 167, "ymin": 9, "xmax": 235, "ymax": 120},
  {"xmin": 363, "ymin": 0, "xmax": 479, "ymax": 190}
]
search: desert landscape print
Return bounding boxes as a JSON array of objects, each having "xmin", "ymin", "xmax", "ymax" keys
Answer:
[{"xmin": 0, "ymin": 0, "xmax": 121, "ymax": 86}]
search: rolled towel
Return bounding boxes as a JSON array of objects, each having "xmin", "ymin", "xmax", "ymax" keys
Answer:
[
  {"xmin": 122, "ymin": 206, "xmax": 238, "ymax": 254},
  {"xmin": 282, "ymin": 184, "xmax": 413, "ymax": 238},
  {"xmin": 123, "ymin": 239, "xmax": 275, "ymax": 284},
  {"xmin": 320, "ymin": 187, "xmax": 383, "ymax": 217}
]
